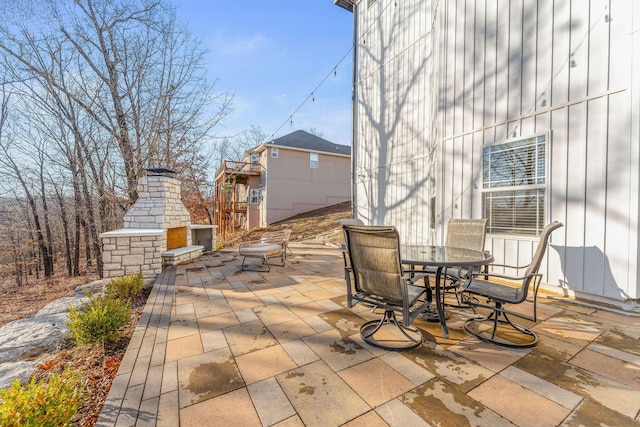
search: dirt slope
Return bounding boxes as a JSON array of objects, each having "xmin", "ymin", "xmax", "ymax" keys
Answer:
[{"xmin": 220, "ymin": 201, "xmax": 352, "ymax": 248}]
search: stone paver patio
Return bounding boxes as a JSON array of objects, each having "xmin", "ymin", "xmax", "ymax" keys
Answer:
[{"xmin": 97, "ymin": 243, "xmax": 640, "ymax": 426}]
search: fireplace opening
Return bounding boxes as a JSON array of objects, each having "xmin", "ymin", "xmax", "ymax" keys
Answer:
[{"xmin": 167, "ymin": 227, "xmax": 187, "ymax": 250}]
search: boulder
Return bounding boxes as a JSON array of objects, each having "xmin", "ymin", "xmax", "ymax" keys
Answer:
[
  {"xmin": 36, "ymin": 296, "xmax": 90, "ymax": 316},
  {"xmin": 0, "ymin": 361, "xmax": 38, "ymax": 390},
  {"xmin": 0, "ymin": 314, "xmax": 69, "ymax": 364},
  {"xmin": 0, "ymin": 284, "xmax": 102, "ymax": 387},
  {"xmin": 75, "ymin": 279, "xmax": 105, "ymax": 297}
]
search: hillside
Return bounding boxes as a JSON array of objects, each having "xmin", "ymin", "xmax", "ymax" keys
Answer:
[{"xmin": 220, "ymin": 201, "xmax": 352, "ymax": 248}]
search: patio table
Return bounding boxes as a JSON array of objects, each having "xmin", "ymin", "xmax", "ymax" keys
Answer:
[{"xmin": 401, "ymin": 245, "xmax": 494, "ymax": 339}]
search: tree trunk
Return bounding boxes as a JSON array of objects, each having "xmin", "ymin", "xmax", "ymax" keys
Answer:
[
  {"xmin": 38, "ymin": 167, "xmax": 55, "ymax": 277},
  {"xmin": 71, "ymin": 169, "xmax": 82, "ymax": 276},
  {"xmin": 76, "ymin": 136, "xmax": 103, "ymax": 276},
  {"xmin": 54, "ymin": 185, "xmax": 73, "ymax": 277}
]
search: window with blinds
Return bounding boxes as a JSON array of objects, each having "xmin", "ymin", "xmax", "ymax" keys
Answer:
[{"xmin": 482, "ymin": 134, "xmax": 547, "ymax": 236}]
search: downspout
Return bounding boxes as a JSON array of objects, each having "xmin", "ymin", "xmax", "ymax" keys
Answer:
[
  {"xmin": 262, "ymin": 156, "xmax": 268, "ymax": 227},
  {"xmin": 350, "ymin": 1, "xmax": 359, "ymax": 219}
]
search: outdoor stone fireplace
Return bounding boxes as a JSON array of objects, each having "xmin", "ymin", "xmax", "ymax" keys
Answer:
[{"xmin": 100, "ymin": 169, "xmax": 215, "ymax": 281}]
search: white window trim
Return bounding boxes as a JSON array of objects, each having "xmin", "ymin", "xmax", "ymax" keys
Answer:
[
  {"xmin": 310, "ymin": 152, "xmax": 319, "ymax": 169},
  {"xmin": 481, "ymin": 133, "xmax": 548, "ymax": 236},
  {"xmin": 271, "ymin": 147, "xmax": 278, "ymax": 158}
]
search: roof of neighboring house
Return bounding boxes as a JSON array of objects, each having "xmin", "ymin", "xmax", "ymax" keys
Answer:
[{"xmin": 250, "ymin": 130, "xmax": 351, "ymax": 157}]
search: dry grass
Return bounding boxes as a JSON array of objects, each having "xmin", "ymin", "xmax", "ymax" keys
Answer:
[
  {"xmin": 221, "ymin": 201, "xmax": 352, "ymax": 248},
  {"xmin": 0, "ymin": 272, "xmax": 99, "ymax": 328}
]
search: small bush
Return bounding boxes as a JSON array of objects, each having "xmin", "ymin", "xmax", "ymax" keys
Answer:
[
  {"xmin": 66, "ymin": 292, "xmax": 131, "ymax": 345},
  {"xmin": 107, "ymin": 272, "xmax": 144, "ymax": 302},
  {"xmin": 0, "ymin": 367, "xmax": 87, "ymax": 427}
]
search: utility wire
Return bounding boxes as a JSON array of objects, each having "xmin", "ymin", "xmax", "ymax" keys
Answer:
[
  {"xmin": 264, "ymin": 1, "xmax": 396, "ymax": 144},
  {"xmin": 264, "ymin": 46, "xmax": 353, "ymax": 143}
]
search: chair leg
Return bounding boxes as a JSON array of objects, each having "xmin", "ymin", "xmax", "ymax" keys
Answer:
[
  {"xmin": 448, "ymin": 289, "xmax": 478, "ymax": 313},
  {"xmin": 360, "ymin": 310, "xmax": 423, "ymax": 350},
  {"xmin": 241, "ymin": 256, "xmax": 270, "ymax": 272},
  {"xmin": 463, "ymin": 304, "xmax": 538, "ymax": 348},
  {"xmin": 269, "ymin": 253, "xmax": 285, "ymax": 267}
]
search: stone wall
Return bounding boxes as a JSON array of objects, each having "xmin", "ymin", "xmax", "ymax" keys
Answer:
[
  {"xmin": 124, "ymin": 175, "xmax": 192, "ymax": 236},
  {"xmin": 101, "ymin": 229, "xmax": 165, "ymax": 281}
]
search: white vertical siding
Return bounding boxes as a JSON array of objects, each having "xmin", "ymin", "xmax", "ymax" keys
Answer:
[
  {"xmin": 434, "ymin": 0, "xmax": 639, "ymax": 301},
  {"xmin": 352, "ymin": 0, "xmax": 639, "ymax": 302},
  {"xmin": 354, "ymin": 0, "xmax": 435, "ymax": 244},
  {"xmin": 630, "ymin": 0, "xmax": 640, "ymax": 301}
]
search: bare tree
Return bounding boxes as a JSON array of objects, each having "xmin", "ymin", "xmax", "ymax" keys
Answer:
[
  {"xmin": 0, "ymin": 0, "xmax": 233, "ymax": 278},
  {"xmin": 0, "ymin": 0, "xmax": 231, "ymax": 203},
  {"xmin": 213, "ymin": 125, "xmax": 267, "ymax": 166}
]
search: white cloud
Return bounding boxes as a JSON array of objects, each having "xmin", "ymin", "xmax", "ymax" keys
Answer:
[
  {"xmin": 213, "ymin": 30, "xmax": 271, "ymax": 56},
  {"xmin": 272, "ymin": 94, "xmax": 288, "ymax": 105}
]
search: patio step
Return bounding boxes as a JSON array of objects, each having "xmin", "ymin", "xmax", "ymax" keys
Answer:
[{"xmin": 161, "ymin": 245, "xmax": 204, "ymax": 267}]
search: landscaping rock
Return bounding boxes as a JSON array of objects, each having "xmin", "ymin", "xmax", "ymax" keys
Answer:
[
  {"xmin": 36, "ymin": 296, "xmax": 90, "ymax": 316},
  {"xmin": 0, "ymin": 314, "xmax": 69, "ymax": 364},
  {"xmin": 0, "ymin": 361, "xmax": 38, "ymax": 390},
  {"xmin": 75, "ymin": 279, "xmax": 105, "ymax": 297}
]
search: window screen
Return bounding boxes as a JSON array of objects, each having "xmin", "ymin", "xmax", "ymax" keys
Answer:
[{"xmin": 482, "ymin": 135, "xmax": 546, "ymax": 236}]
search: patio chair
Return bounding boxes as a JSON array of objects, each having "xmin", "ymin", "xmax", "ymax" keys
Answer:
[
  {"xmin": 442, "ymin": 218, "xmax": 488, "ymax": 306},
  {"xmin": 338, "ymin": 218, "xmax": 364, "ymax": 266},
  {"xmin": 460, "ymin": 221, "xmax": 563, "ymax": 348},
  {"xmin": 263, "ymin": 228, "xmax": 292, "ymax": 259},
  {"xmin": 338, "ymin": 218, "xmax": 364, "ymax": 279},
  {"xmin": 338, "ymin": 218, "xmax": 364, "ymax": 241},
  {"xmin": 404, "ymin": 218, "xmax": 488, "ymax": 316},
  {"xmin": 282, "ymin": 228, "xmax": 292, "ymax": 258},
  {"xmin": 238, "ymin": 232, "xmax": 286, "ymax": 272},
  {"xmin": 343, "ymin": 225, "xmax": 430, "ymax": 350}
]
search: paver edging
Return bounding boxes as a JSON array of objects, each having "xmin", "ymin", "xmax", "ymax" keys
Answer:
[{"xmin": 95, "ymin": 267, "xmax": 176, "ymax": 427}]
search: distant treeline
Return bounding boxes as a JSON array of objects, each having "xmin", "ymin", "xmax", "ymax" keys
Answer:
[{"xmin": 0, "ymin": 0, "xmax": 240, "ymax": 283}]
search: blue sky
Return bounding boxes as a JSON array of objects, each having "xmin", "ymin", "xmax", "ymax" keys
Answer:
[{"xmin": 174, "ymin": 1, "xmax": 354, "ymax": 146}]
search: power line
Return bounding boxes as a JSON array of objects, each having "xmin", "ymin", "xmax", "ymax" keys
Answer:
[{"xmin": 264, "ymin": 46, "xmax": 353, "ymax": 143}]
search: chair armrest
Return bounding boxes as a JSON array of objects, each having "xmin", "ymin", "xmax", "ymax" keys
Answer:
[
  {"xmin": 467, "ymin": 270, "xmax": 538, "ymax": 282},
  {"xmin": 407, "ymin": 272, "xmax": 430, "ymax": 283},
  {"xmin": 239, "ymin": 238, "xmax": 269, "ymax": 247},
  {"xmin": 490, "ymin": 262, "xmax": 531, "ymax": 270}
]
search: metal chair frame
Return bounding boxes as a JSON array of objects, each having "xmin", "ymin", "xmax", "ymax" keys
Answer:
[
  {"xmin": 343, "ymin": 225, "xmax": 430, "ymax": 350},
  {"xmin": 460, "ymin": 221, "xmax": 563, "ymax": 348},
  {"xmin": 442, "ymin": 218, "xmax": 488, "ymax": 308},
  {"xmin": 238, "ymin": 234, "xmax": 286, "ymax": 272}
]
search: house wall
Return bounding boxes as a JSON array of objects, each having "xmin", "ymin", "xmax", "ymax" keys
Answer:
[
  {"xmin": 247, "ymin": 174, "xmax": 264, "ymax": 228},
  {"xmin": 353, "ymin": 0, "xmax": 438, "ymax": 244},
  {"xmin": 264, "ymin": 147, "xmax": 351, "ymax": 225},
  {"xmin": 352, "ymin": 0, "xmax": 640, "ymax": 303}
]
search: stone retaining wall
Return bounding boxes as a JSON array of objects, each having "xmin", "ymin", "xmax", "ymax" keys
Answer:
[{"xmin": 101, "ymin": 229, "xmax": 165, "ymax": 280}]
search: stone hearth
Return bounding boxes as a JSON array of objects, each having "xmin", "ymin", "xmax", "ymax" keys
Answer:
[{"xmin": 100, "ymin": 171, "xmax": 215, "ymax": 281}]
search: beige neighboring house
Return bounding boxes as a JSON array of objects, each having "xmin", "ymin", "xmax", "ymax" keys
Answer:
[{"xmin": 214, "ymin": 130, "xmax": 351, "ymax": 238}]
